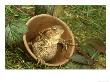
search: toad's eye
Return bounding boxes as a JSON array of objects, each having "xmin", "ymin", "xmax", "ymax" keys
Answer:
[{"xmin": 52, "ymin": 27, "xmax": 57, "ymax": 30}]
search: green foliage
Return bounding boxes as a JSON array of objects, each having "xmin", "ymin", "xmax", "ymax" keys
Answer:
[
  {"xmin": 5, "ymin": 19, "xmax": 27, "ymax": 47},
  {"xmin": 60, "ymin": 5, "xmax": 106, "ymax": 43},
  {"xmin": 5, "ymin": 5, "xmax": 30, "ymax": 19}
]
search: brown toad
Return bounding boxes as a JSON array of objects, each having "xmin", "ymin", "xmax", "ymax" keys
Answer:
[{"xmin": 31, "ymin": 25, "xmax": 64, "ymax": 63}]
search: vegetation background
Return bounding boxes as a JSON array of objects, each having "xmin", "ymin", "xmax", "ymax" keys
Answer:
[{"xmin": 5, "ymin": 5, "xmax": 106, "ymax": 69}]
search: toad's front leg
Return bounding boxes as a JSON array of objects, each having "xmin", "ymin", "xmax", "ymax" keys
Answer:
[{"xmin": 58, "ymin": 38, "xmax": 75, "ymax": 52}]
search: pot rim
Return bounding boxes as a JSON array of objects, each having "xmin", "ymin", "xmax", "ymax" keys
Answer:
[{"xmin": 23, "ymin": 14, "xmax": 75, "ymax": 66}]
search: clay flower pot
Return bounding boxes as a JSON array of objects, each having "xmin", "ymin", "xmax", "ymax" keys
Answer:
[{"xmin": 23, "ymin": 14, "xmax": 75, "ymax": 66}]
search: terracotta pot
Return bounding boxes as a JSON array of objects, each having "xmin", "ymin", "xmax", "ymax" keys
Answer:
[{"xmin": 23, "ymin": 14, "xmax": 75, "ymax": 66}]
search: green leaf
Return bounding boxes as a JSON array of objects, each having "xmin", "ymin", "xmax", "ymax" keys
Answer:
[
  {"xmin": 5, "ymin": 19, "xmax": 27, "ymax": 47},
  {"xmin": 71, "ymin": 53, "xmax": 93, "ymax": 65}
]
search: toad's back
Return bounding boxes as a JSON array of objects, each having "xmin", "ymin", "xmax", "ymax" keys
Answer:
[{"xmin": 31, "ymin": 25, "xmax": 64, "ymax": 61}]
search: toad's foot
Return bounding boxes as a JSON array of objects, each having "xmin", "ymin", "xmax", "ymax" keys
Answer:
[{"xmin": 37, "ymin": 56, "xmax": 45, "ymax": 64}]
